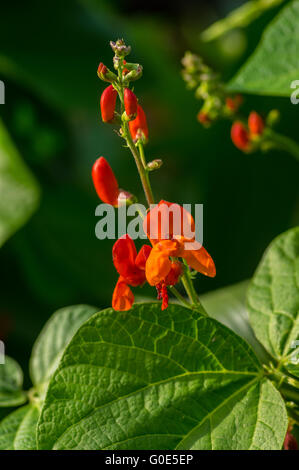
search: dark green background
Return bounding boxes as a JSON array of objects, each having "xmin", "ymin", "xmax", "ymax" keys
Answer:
[{"xmin": 0, "ymin": 0, "xmax": 298, "ymax": 383}]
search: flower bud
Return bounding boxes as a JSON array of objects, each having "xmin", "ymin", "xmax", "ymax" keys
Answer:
[
  {"xmin": 147, "ymin": 159, "xmax": 163, "ymax": 171},
  {"xmin": 266, "ymin": 109, "xmax": 280, "ymax": 127},
  {"xmin": 117, "ymin": 190, "xmax": 137, "ymax": 206},
  {"xmin": 123, "ymin": 65, "xmax": 143, "ymax": 82},
  {"xmin": 248, "ymin": 111, "xmax": 264, "ymax": 136},
  {"xmin": 197, "ymin": 111, "xmax": 211, "ymax": 126},
  {"xmin": 124, "ymin": 88, "xmax": 138, "ymax": 119},
  {"xmin": 97, "ymin": 62, "xmax": 117, "ymax": 83},
  {"xmin": 100, "ymin": 85, "xmax": 118, "ymax": 123},
  {"xmin": 110, "ymin": 39, "xmax": 131, "ymax": 58},
  {"xmin": 225, "ymin": 94, "xmax": 243, "ymax": 112},
  {"xmin": 231, "ymin": 122, "xmax": 251, "ymax": 151},
  {"xmin": 92, "ymin": 157, "xmax": 119, "ymax": 206},
  {"xmin": 129, "ymin": 104, "xmax": 149, "ymax": 143}
]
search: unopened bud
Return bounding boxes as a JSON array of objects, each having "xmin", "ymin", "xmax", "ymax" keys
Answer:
[
  {"xmin": 97, "ymin": 62, "xmax": 118, "ymax": 83},
  {"xmin": 147, "ymin": 159, "xmax": 163, "ymax": 171},
  {"xmin": 124, "ymin": 88, "xmax": 138, "ymax": 120},
  {"xmin": 231, "ymin": 121, "xmax": 251, "ymax": 152},
  {"xmin": 123, "ymin": 65, "xmax": 143, "ymax": 83},
  {"xmin": 117, "ymin": 190, "xmax": 137, "ymax": 206},
  {"xmin": 197, "ymin": 111, "xmax": 211, "ymax": 126},
  {"xmin": 110, "ymin": 39, "xmax": 131, "ymax": 58},
  {"xmin": 266, "ymin": 109, "xmax": 280, "ymax": 127},
  {"xmin": 248, "ymin": 111, "xmax": 265, "ymax": 136}
]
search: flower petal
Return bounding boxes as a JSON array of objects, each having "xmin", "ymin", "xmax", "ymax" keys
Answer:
[
  {"xmin": 182, "ymin": 245, "xmax": 216, "ymax": 278},
  {"xmin": 146, "ymin": 249, "xmax": 172, "ymax": 286},
  {"xmin": 135, "ymin": 244, "xmax": 152, "ymax": 271},
  {"xmin": 112, "ymin": 234, "xmax": 137, "ymax": 277},
  {"xmin": 145, "ymin": 240, "xmax": 180, "ymax": 286},
  {"xmin": 144, "ymin": 200, "xmax": 195, "ymax": 242},
  {"xmin": 165, "ymin": 261, "xmax": 183, "ymax": 286},
  {"xmin": 112, "ymin": 278, "xmax": 134, "ymax": 311}
]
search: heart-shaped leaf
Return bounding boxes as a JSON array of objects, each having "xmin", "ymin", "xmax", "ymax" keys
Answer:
[{"xmin": 37, "ymin": 303, "xmax": 287, "ymax": 450}]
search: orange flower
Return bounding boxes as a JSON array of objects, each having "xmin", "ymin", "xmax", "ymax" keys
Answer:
[
  {"xmin": 143, "ymin": 201, "xmax": 216, "ymax": 296},
  {"xmin": 112, "ymin": 235, "xmax": 151, "ymax": 311},
  {"xmin": 112, "ymin": 202, "xmax": 215, "ymax": 312}
]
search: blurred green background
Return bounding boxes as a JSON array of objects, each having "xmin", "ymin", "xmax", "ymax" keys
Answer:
[{"xmin": 0, "ymin": 0, "xmax": 298, "ymax": 383}]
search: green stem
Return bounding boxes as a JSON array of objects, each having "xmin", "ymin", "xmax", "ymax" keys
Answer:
[
  {"xmin": 279, "ymin": 384, "xmax": 299, "ymax": 404},
  {"xmin": 169, "ymin": 286, "xmax": 190, "ymax": 308},
  {"xmin": 123, "ymin": 124, "xmax": 155, "ymax": 206},
  {"xmin": 266, "ymin": 129, "xmax": 299, "ymax": 162},
  {"xmin": 287, "ymin": 406, "xmax": 299, "ymax": 426},
  {"xmin": 181, "ymin": 260, "xmax": 208, "ymax": 316}
]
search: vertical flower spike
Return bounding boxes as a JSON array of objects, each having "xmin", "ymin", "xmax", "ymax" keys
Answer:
[
  {"xmin": 129, "ymin": 104, "xmax": 149, "ymax": 142},
  {"xmin": 100, "ymin": 85, "xmax": 118, "ymax": 123},
  {"xmin": 92, "ymin": 157, "xmax": 119, "ymax": 206},
  {"xmin": 231, "ymin": 121, "xmax": 251, "ymax": 151},
  {"xmin": 124, "ymin": 88, "xmax": 138, "ymax": 119},
  {"xmin": 248, "ymin": 111, "xmax": 265, "ymax": 136}
]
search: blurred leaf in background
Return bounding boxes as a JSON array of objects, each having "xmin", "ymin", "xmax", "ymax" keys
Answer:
[{"xmin": 0, "ymin": 119, "xmax": 39, "ymax": 248}]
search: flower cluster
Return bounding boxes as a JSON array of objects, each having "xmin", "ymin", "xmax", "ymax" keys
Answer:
[
  {"xmin": 181, "ymin": 51, "xmax": 242, "ymax": 126},
  {"xmin": 92, "ymin": 40, "xmax": 216, "ymax": 312},
  {"xmin": 111, "ymin": 199, "xmax": 216, "ymax": 311},
  {"xmin": 181, "ymin": 51, "xmax": 299, "ymax": 161}
]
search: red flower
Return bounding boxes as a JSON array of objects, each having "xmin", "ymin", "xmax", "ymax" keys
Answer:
[
  {"xmin": 248, "ymin": 111, "xmax": 264, "ymax": 136},
  {"xmin": 231, "ymin": 121, "xmax": 251, "ymax": 151},
  {"xmin": 129, "ymin": 104, "xmax": 149, "ymax": 142},
  {"xmin": 100, "ymin": 84, "xmax": 118, "ymax": 123},
  {"xmin": 124, "ymin": 88, "xmax": 138, "ymax": 119},
  {"xmin": 112, "ymin": 235, "xmax": 152, "ymax": 311},
  {"xmin": 92, "ymin": 157, "xmax": 119, "ymax": 206}
]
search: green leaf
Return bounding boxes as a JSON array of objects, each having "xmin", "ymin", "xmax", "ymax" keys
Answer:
[
  {"xmin": 0, "ymin": 119, "xmax": 40, "ymax": 247},
  {"xmin": 0, "ymin": 404, "xmax": 39, "ymax": 449},
  {"xmin": 201, "ymin": 281, "xmax": 270, "ymax": 363},
  {"xmin": 247, "ymin": 228, "xmax": 299, "ymax": 372},
  {"xmin": 37, "ymin": 303, "xmax": 287, "ymax": 450},
  {"xmin": 30, "ymin": 304, "xmax": 99, "ymax": 387},
  {"xmin": 0, "ymin": 356, "xmax": 26, "ymax": 407},
  {"xmin": 229, "ymin": 0, "xmax": 299, "ymax": 96}
]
